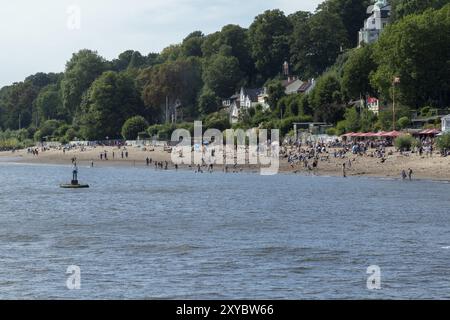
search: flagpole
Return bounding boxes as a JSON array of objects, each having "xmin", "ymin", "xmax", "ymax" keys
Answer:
[{"xmin": 392, "ymin": 82, "xmax": 396, "ymax": 131}]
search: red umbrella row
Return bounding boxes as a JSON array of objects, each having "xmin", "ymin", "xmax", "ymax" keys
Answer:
[
  {"xmin": 342, "ymin": 131, "xmax": 402, "ymax": 138},
  {"xmin": 419, "ymin": 128, "xmax": 441, "ymax": 135}
]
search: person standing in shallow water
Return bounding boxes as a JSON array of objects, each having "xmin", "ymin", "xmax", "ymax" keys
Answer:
[
  {"xmin": 408, "ymin": 168, "xmax": 413, "ymax": 180},
  {"xmin": 342, "ymin": 163, "xmax": 347, "ymax": 178},
  {"xmin": 401, "ymin": 170, "xmax": 407, "ymax": 180}
]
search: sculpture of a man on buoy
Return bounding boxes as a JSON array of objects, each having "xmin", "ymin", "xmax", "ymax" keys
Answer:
[{"xmin": 60, "ymin": 162, "xmax": 89, "ymax": 189}]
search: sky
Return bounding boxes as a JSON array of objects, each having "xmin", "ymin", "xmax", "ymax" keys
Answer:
[{"xmin": 0, "ymin": 0, "xmax": 322, "ymax": 87}]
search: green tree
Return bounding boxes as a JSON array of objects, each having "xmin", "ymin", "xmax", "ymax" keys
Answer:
[
  {"xmin": 317, "ymin": 0, "xmax": 371, "ymax": 45},
  {"xmin": 248, "ymin": 10, "xmax": 292, "ymax": 80},
  {"xmin": 310, "ymin": 73, "xmax": 345, "ymax": 123},
  {"xmin": 139, "ymin": 57, "xmax": 203, "ymax": 120},
  {"xmin": 397, "ymin": 116, "xmax": 411, "ymax": 129},
  {"xmin": 121, "ymin": 116, "xmax": 149, "ymax": 140},
  {"xmin": 436, "ymin": 132, "xmax": 450, "ymax": 151},
  {"xmin": 79, "ymin": 71, "xmax": 144, "ymax": 140},
  {"xmin": 198, "ymin": 87, "xmax": 221, "ymax": 115},
  {"xmin": 61, "ymin": 50, "xmax": 106, "ymax": 118},
  {"xmin": 181, "ymin": 31, "xmax": 205, "ymax": 57},
  {"xmin": 343, "ymin": 107, "xmax": 361, "ymax": 132},
  {"xmin": 341, "ymin": 45, "xmax": 377, "ymax": 101},
  {"xmin": 266, "ymin": 80, "xmax": 286, "ymax": 113},
  {"xmin": 35, "ymin": 84, "xmax": 66, "ymax": 122},
  {"xmin": 391, "ymin": 0, "xmax": 449, "ymax": 20},
  {"xmin": 371, "ymin": 5, "xmax": 450, "ymax": 108},
  {"xmin": 202, "ymin": 54, "xmax": 242, "ymax": 98},
  {"xmin": 290, "ymin": 9, "xmax": 348, "ymax": 78}
]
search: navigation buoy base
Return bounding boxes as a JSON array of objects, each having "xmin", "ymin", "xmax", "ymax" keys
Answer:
[{"xmin": 60, "ymin": 183, "xmax": 90, "ymax": 189}]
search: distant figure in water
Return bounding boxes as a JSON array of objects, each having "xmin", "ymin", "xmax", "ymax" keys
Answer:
[
  {"xmin": 196, "ymin": 164, "xmax": 203, "ymax": 173},
  {"xmin": 401, "ymin": 170, "xmax": 407, "ymax": 180},
  {"xmin": 408, "ymin": 168, "xmax": 413, "ymax": 180},
  {"xmin": 342, "ymin": 163, "xmax": 347, "ymax": 178},
  {"xmin": 175, "ymin": 164, "xmax": 178, "ymax": 171},
  {"xmin": 146, "ymin": 157, "xmax": 150, "ymax": 166},
  {"xmin": 91, "ymin": 161, "xmax": 94, "ymax": 168}
]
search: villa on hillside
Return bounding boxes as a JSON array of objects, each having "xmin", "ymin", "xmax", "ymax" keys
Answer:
[
  {"xmin": 222, "ymin": 87, "xmax": 266, "ymax": 124},
  {"xmin": 358, "ymin": 0, "xmax": 391, "ymax": 46}
]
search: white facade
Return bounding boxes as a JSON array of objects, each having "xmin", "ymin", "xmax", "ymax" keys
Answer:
[
  {"xmin": 442, "ymin": 115, "xmax": 450, "ymax": 132},
  {"xmin": 358, "ymin": 1, "xmax": 391, "ymax": 46}
]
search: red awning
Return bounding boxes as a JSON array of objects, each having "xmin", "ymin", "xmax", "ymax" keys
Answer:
[
  {"xmin": 380, "ymin": 131, "xmax": 402, "ymax": 137},
  {"xmin": 419, "ymin": 129, "xmax": 441, "ymax": 135}
]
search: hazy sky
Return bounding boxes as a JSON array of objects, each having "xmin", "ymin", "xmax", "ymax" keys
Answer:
[{"xmin": 0, "ymin": 0, "xmax": 322, "ymax": 87}]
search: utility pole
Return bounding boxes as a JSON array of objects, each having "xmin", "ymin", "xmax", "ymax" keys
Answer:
[
  {"xmin": 392, "ymin": 77, "xmax": 400, "ymax": 131},
  {"xmin": 392, "ymin": 83, "xmax": 396, "ymax": 131}
]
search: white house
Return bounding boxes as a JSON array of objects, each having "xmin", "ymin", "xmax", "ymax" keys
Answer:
[
  {"xmin": 223, "ymin": 87, "xmax": 264, "ymax": 124},
  {"xmin": 367, "ymin": 97, "xmax": 380, "ymax": 115},
  {"xmin": 442, "ymin": 115, "xmax": 450, "ymax": 132},
  {"xmin": 358, "ymin": 0, "xmax": 391, "ymax": 46}
]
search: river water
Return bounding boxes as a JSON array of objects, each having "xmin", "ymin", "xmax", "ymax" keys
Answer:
[{"xmin": 0, "ymin": 162, "xmax": 449, "ymax": 299}]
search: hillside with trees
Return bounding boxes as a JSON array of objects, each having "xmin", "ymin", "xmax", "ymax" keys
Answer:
[{"xmin": 0, "ymin": 0, "xmax": 449, "ymax": 149}]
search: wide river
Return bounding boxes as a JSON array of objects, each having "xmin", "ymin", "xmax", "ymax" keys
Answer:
[{"xmin": 0, "ymin": 162, "xmax": 449, "ymax": 299}]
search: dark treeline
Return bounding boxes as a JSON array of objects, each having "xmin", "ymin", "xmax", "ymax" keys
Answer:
[{"xmin": 0, "ymin": 0, "xmax": 449, "ymax": 144}]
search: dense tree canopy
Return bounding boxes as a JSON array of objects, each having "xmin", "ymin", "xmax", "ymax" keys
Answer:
[
  {"xmin": 290, "ymin": 9, "xmax": 348, "ymax": 78},
  {"xmin": 248, "ymin": 10, "xmax": 292, "ymax": 81},
  {"xmin": 79, "ymin": 71, "xmax": 144, "ymax": 140},
  {"xmin": 202, "ymin": 54, "xmax": 243, "ymax": 99},
  {"xmin": 61, "ymin": 50, "xmax": 106, "ymax": 118},
  {"xmin": 371, "ymin": 4, "xmax": 450, "ymax": 108},
  {"xmin": 341, "ymin": 45, "xmax": 377, "ymax": 100}
]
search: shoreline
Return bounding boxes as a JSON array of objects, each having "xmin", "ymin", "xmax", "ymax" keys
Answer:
[{"xmin": 1, "ymin": 146, "xmax": 449, "ymax": 182}]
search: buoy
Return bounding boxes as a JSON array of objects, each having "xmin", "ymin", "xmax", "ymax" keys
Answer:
[
  {"xmin": 60, "ymin": 179, "xmax": 89, "ymax": 189},
  {"xmin": 60, "ymin": 183, "xmax": 90, "ymax": 189}
]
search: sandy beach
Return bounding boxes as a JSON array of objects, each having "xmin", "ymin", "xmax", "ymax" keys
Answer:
[{"xmin": 1, "ymin": 144, "xmax": 449, "ymax": 181}]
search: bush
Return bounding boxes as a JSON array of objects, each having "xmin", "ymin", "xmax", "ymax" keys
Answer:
[
  {"xmin": 64, "ymin": 128, "xmax": 78, "ymax": 142},
  {"xmin": 121, "ymin": 116, "xmax": 149, "ymax": 140},
  {"xmin": 34, "ymin": 130, "xmax": 43, "ymax": 142},
  {"xmin": 326, "ymin": 128, "xmax": 337, "ymax": 136},
  {"xmin": 394, "ymin": 134, "xmax": 416, "ymax": 151},
  {"xmin": 204, "ymin": 112, "xmax": 230, "ymax": 131},
  {"xmin": 436, "ymin": 133, "xmax": 450, "ymax": 151},
  {"xmin": 40, "ymin": 120, "xmax": 63, "ymax": 140},
  {"xmin": 397, "ymin": 116, "xmax": 410, "ymax": 129}
]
